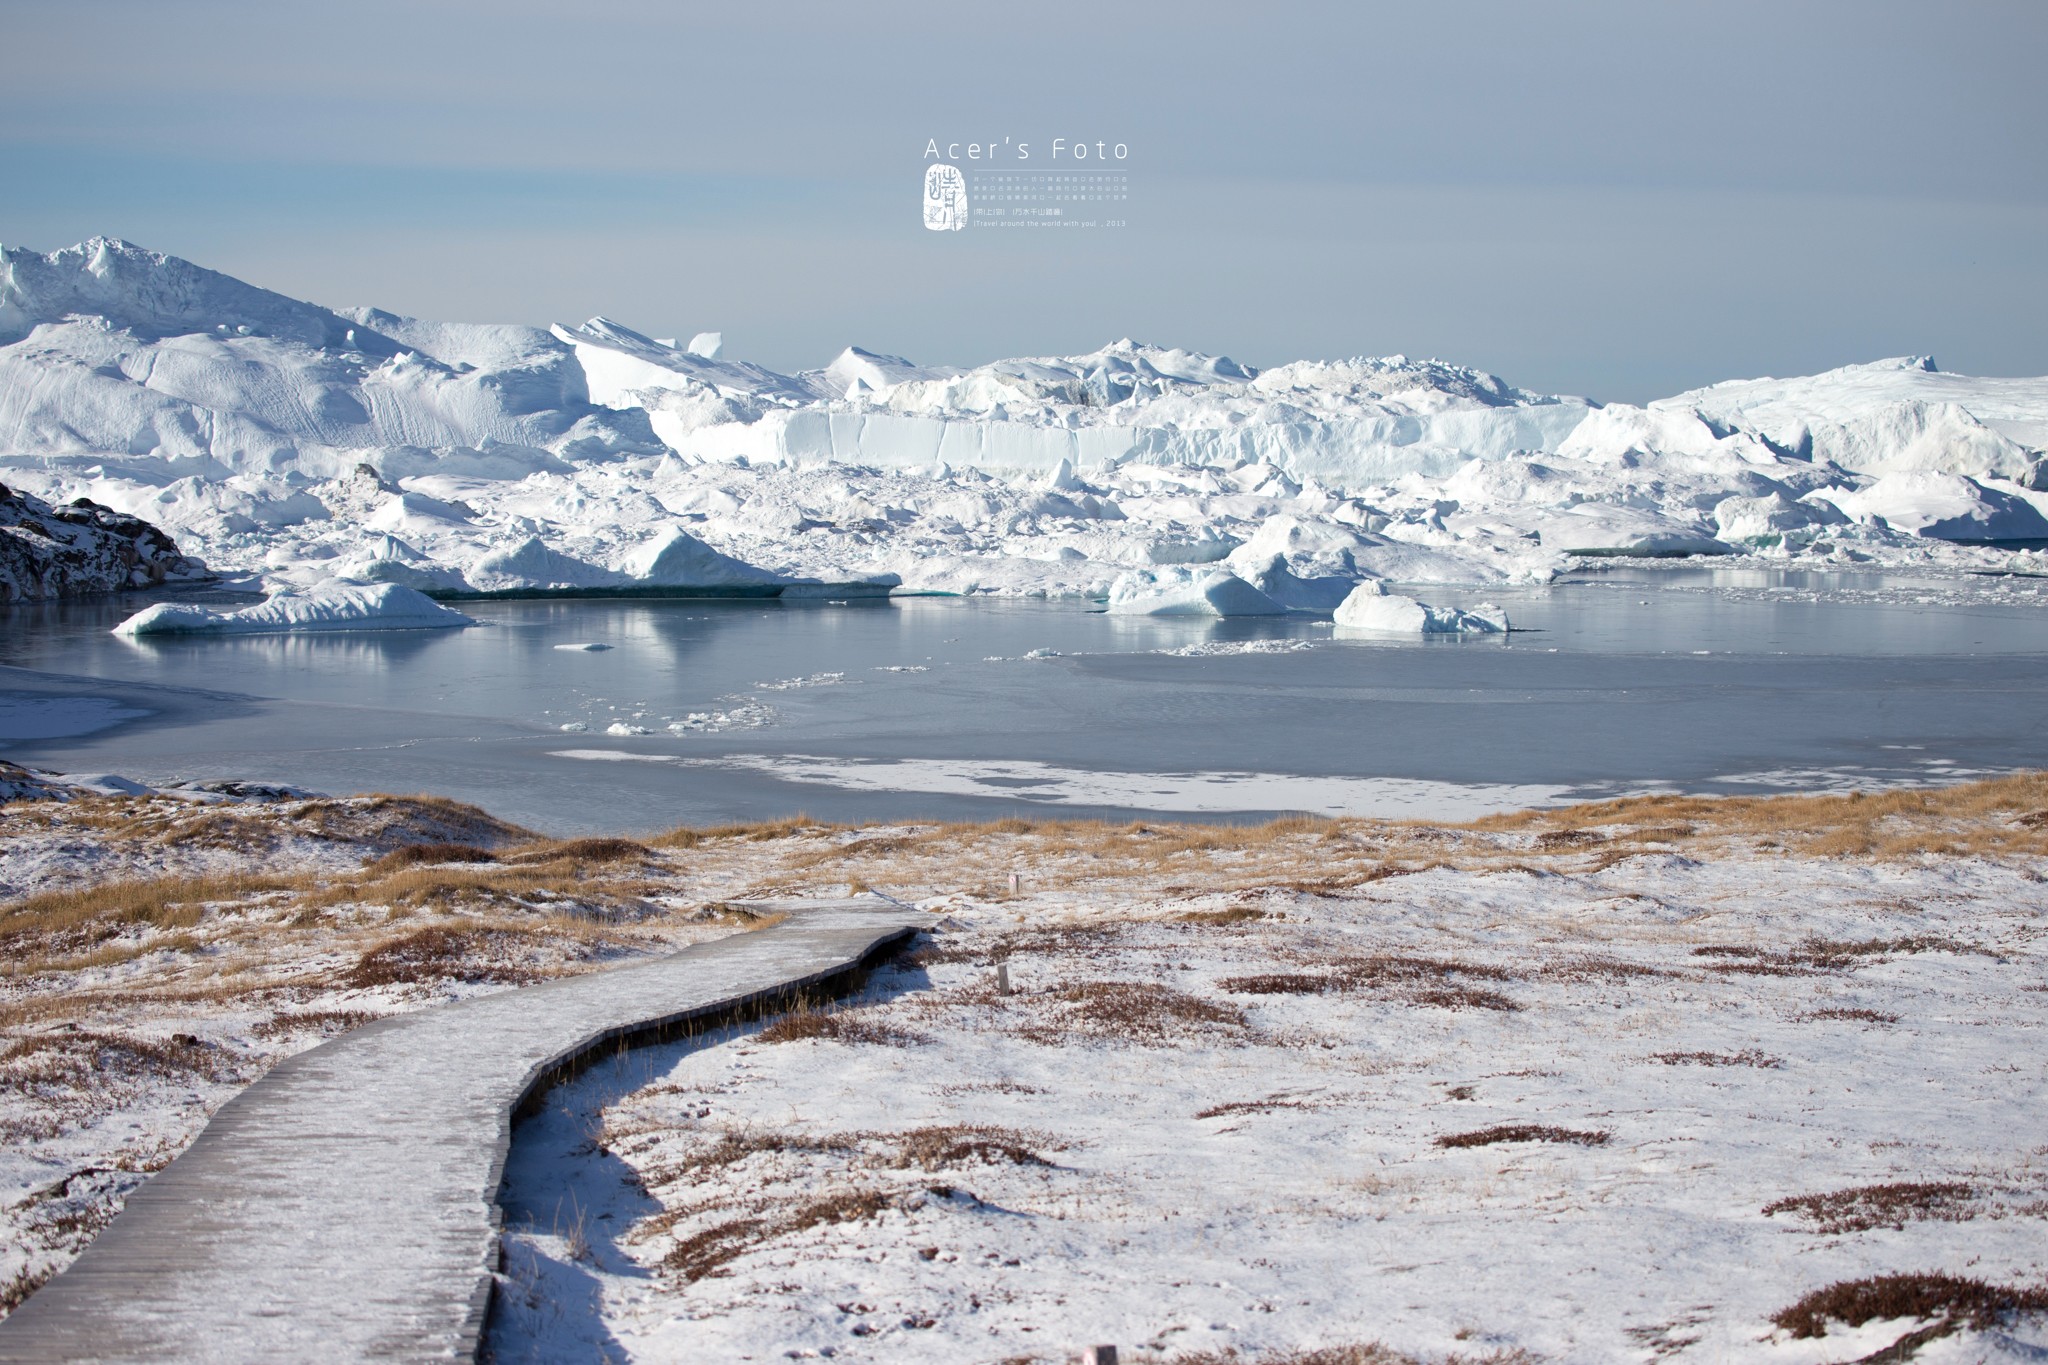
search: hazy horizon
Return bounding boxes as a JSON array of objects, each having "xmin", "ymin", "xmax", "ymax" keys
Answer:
[{"xmin": 5, "ymin": 0, "xmax": 2044, "ymax": 404}]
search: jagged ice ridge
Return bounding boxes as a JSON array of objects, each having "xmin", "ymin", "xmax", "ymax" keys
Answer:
[{"xmin": 4, "ymin": 236, "xmax": 2047, "ymax": 615}]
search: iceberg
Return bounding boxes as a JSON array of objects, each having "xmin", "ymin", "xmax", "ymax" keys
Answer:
[
  {"xmin": 113, "ymin": 582, "xmax": 475, "ymax": 636},
  {"xmin": 7, "ymin": 237, "xmax": 2048, "ymax": 611},
  {"xmin": 1333, "ymin": 581, "xmax": 1508, "ymax": 635},
  {"xmin": 627, "ymin": 526, "xmax": 785, "ymax": 589},
  {"xmin": 1104, "ymin": 567, "xmax": 1286, "ymax": 617}
]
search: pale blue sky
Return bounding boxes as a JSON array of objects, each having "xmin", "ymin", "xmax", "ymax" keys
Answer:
[{"xmin": 4, "ymin": 0, "xmax": 2044, "ymax": 400}]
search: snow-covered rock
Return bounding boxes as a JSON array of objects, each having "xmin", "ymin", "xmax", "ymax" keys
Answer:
[
  {"xmin": 1104, "ymin": 567, "xmax": 1286, "ymax": 616},
  {"xmin": 1332, "ymin": 581, "xmax": 1509, "ymax": 634},
  {"xmin": 112, "ymin": 582, "xmax": 475, "ymax": 635},
  {"xmin": 0, "ymin": 482, "xmax": 210, "ymax": 601}
]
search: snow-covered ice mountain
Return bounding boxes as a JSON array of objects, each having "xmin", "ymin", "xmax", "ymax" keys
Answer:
[{"xmin": 3, "ymin": 236, "xmax": 2046, "ymax": 606}]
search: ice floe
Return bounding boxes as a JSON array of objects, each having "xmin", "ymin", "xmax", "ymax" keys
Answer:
[
  {"xmin": 1332, "ymin": 581, "xmax": 1510, "ymax": 634},
  {"xmin": 112, "ymin": 582, "xmax": 476, "ymax": 636}
]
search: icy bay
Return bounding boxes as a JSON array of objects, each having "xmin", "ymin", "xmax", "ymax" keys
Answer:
[{"xmin": 6, "ymin": 566, "xmax": 2048, "ymax": 832}]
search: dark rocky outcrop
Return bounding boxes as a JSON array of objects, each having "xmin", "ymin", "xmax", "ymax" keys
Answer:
[{"xmin": 0, "ymin": 482, "xmax": 212, "ymax": 602}]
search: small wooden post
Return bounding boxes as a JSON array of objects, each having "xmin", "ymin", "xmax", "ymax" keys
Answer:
[
  {"xmin": 1083, "ymin": 1348, "xmax": 1118, "ymax": 1365},
  {"xmin": 1008, "ymin": 871, "xmax": 1020, "ymax": 893},
  {"xmin": 995, "ymin": 962, "xmax": 1012, "ymax": 996}
]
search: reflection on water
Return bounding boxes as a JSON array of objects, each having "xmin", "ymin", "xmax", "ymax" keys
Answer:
[{"xmin": 4, "ymin": 567, "xmax": 2048, "ymax": 831}]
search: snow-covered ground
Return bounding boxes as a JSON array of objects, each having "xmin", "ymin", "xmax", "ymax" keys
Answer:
[
  {"xmin": 7, "ymin": 760, "xmax": 2040, "ymax": 1359},
  {"xmin": 4, "ymin": 239, "xmax": 2047, "ymax": 615},
  {"xmin": 482, "ymin": 788, "xmax": 2048, "ymax": 1364},
  {"xmin": 0, "ymin": 772, "xmax": 765, "ymax": 1314}
]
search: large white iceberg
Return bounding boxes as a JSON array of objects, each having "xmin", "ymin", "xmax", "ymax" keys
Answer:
[
  {"xmin": 1333, "ymin": 581, "xmax": 1508, "ymax": 635},
  {"xmin": 1104, "ymin": 567, "xmax": 1286, "ymax": 617},
  {"xmin": 7, "ymin": 238, "xmax": 2048, "ymax": 608},
  {"xmin": 114, "ymin": 582, "xmax": 475, "ymax": 636}
]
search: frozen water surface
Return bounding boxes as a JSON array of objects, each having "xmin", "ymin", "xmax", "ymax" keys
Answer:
[{"xmin": 4, "ymin": 567, "xmax": 2048, "ymax": 832}]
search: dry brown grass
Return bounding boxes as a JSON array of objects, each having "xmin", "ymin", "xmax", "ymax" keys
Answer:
[
  {"xmin": 75, "ymin": 792, "xmax": 532, "ymax": 854},
  {"xmin": 1771, "ymin": 1271, "xmax": 2048, "ymax": 1340},
  {"xmin": 561, "ymin": 772, "xmax": 2048, "ymax": 913},
  {"xmin": 1195, "ymin": 1097, "xmax": 1320, "ymax": 1120},
  {"xmin": 1764, "ymin": 1182, "xmax": 1977, "ymax": 1234},
  {"xmin": 362, "ymin": 842, "xmax": 497, "ymax": 874},
  {"xmin": 1476, "ymin": 770, "xmax": 2048, "ymax": 860},
  {"xmin": 1220, "ymin": 955, "xmax": 1521, "ymax": 1012},
  {"xmin": 1018, "ymin": 979, "xmax": 1248, "ymax": 1046},
  {"xmin": 1168, "ymin": 1347, "xmax": 1537, "ymax": 1365},
  {"xmin": 502, "ymin": 837, "xmax": 654, "ymax": 866},
  {"xmin": 649, "ymin": 1127, "xmax": 859, "ymax": 1179},
  {"xmin": 248, "ymin": 1009, "xmax": 380, "ymax": 1039},
  {"xmin": 888, "ymin": 1124, "xmax": 1053, "ymax": 1170},
  {"xmin": 0, "ymin": 872, "xmax": 296, "ymax": 944},
  {"xmin": 757, "ymin": 1006, "xmax": 924, "ymax": 1047},
  {"xmin": 1805, "ymin": 1006, "xmax": 1901, "ymax": 1025},
  {"xmin": 339, "ymin": 926, "xmax": 561, "ymax": 990},
  {"xmin": 1651, "ymin": 1049, "xmax": 1781, "ymax": 1068},
  {"xmin": 1435, "ymin": 1124, "xmax": 1610, "ymax": 1149},
  {"xmin": 653, "ymin": 816, "xmax": 820, "ymax": 848},
  {"xmin": 661, "ymin": 1187, "xmax": 890, "ymax": 1283},
  {"xmin": 1177, "ymin": 906, "xmax": 1270, "ymax": 926}
]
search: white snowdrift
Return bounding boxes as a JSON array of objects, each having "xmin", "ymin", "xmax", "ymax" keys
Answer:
[
  {"xmin": 1333, "ymin": 581, "xmax": 1508, "ymax": 634},
  {"xmin": 1104, "ymin": 567, "xmax": 1286, "ymax": 616},
  {"xmin": 113, "ymin": 583, "xmax": 475, "ymax": 636}
]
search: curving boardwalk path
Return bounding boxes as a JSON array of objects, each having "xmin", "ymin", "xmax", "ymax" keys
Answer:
[{"xmin": 0, "ymin": 901, "xmax": 922, "ymax": 1363}]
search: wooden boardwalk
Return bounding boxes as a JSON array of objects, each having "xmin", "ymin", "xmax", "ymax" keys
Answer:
[{"xmin": 0, "ymin": 902, "xmax": 921, "ymax": 1363}]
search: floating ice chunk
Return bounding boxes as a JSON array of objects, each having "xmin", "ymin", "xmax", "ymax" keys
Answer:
[
  {"xmin": 113, "ymin": 582, "xmax": 475, "ymax": 636},
  {"xmin": 1105, "ymin": 567, "xmax": 1286, "ymax": 617},
  {"xmin": 558, "ymin": 721, "xmax": 589, "ymax": 732},
  {"xmin": 1333, "ymin": 580, "xmax": 1508, "ymax": 634},
  {"xmin": 553, "ymin": 642, "xmax": 611, "ymax": 652},
  {"xmin": 605, "ymin": 721, "xmax": 652, "ymax": 736},
  {"xmin": 687, "ymin": 332, "xmax": 723, "ymax": 359},
  {"xmin": 754, "ymin": 672, "xmax": 848, "ymax": 690},
  {"xmin": 1224, "ymin": 515, "xmax": 1370, "ymax": 610}
]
